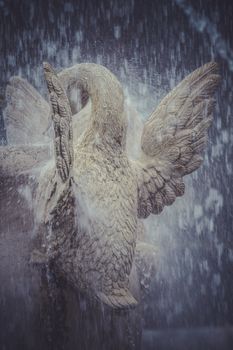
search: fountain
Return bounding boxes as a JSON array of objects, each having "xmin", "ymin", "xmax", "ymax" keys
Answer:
[{"xmin": 0, "ymin": 1, "xmax": 233, "ymax": 349}]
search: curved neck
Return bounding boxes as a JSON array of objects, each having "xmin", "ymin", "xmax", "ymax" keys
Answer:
[{"xmin": 58, "ymin": 63, "xmax": 127, "ymax": 151}]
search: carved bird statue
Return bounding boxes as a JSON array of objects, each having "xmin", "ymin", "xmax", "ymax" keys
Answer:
[{"xmin": 0, "ymin": 61, "xmax": 220, "ymax": 309}]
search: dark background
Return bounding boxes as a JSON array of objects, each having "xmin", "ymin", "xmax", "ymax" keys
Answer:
[{"xmin": 0, "ymin": 0, "xmax": 233, "ymax": 349}]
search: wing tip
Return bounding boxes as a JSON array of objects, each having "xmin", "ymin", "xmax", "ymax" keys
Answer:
[
  {"xmin": 204, "ymin": 61, "xmax": 219, "ymax": 69},
  {"xmin": 43, "ymin": 61, "xmax": 54, "ymax": 73},
  {"xmin": 199, "ymin": 61, "xmax": 220, "ymax": 78}
]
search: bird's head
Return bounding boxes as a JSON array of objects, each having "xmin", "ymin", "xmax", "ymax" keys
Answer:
[{"xmin": 58, "ymin": 63, "xmax": 128, "ymax": 152}]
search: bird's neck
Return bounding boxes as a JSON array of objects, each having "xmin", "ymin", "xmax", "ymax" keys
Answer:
[{"xmin": 80, "ymin": 109, "xmax": 127, "ymax": 154}]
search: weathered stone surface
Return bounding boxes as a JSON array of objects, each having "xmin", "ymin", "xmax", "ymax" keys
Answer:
[
  {"xmin": 0, "ymin": 61, "xmax": 220, "ymax": 310},
  {"xmin": 0, "ymin": 60, "xmax": 220, "ymax": 349}
]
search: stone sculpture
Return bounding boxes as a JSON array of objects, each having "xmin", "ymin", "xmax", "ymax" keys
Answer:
[{"xmin": 0, "ymin": 61, "xmax": 220, "ymax": 309}]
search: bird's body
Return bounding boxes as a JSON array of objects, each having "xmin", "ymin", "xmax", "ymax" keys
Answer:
[{"xmin": 45, "ymin": 116, "xmax": 140, "ymax": 307}]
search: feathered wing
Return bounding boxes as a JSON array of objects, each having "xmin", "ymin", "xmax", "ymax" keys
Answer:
[
  {"xmin": 43, "ymin": 62, "xmax": 73, "ymax": 182},
  {"xmin": 4, "ymin": 76, "xmax": 50, "ymax": 145},
  {"xmin": 32, "ymin": 62, "xmax": 74, "ymax": 224},
  {"xmin": 1, "ymin": 67, "xmax": 87, "ymax": 179},
  {"xmin": 0, "ymin": 77, "xmax": 53, "ymax": 178},
  {"xmin": 134, "ymin": 62, "xmax": 220, "ymax": 219}
]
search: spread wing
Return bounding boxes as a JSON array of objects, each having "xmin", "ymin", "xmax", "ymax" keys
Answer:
[
  {"xmin": 134, "ymin": 62, "xmax": 220, "ymax": 219},
  {"xmin": 43, "ymin": 62, "xmax": 73, "ymax": 182},
  {"xmin": 0, "ymin": 76, "xmax": 52, "ymax": 178},
  {"xmin": 4, "ymin": 76, "xmax": 50, "ymax": 145}
]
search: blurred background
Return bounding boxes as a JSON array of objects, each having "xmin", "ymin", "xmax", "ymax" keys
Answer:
[{"xmin": 0, "ymin": 0, "xmax": 233, "ymax": 349}]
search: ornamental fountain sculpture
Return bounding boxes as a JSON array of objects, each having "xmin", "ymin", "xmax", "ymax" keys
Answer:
[{"xmin": 0, "ymin": 61, "xmax": 220, "ymax": 310}]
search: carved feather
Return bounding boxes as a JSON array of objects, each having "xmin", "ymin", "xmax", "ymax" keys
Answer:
[
  {"xmin": 4, "ymin": 76, "xmax": 50, "ymax": 145},
  {"xmin": 43, "ymin": 62, "xmax": 73, "ymax": 182}
]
